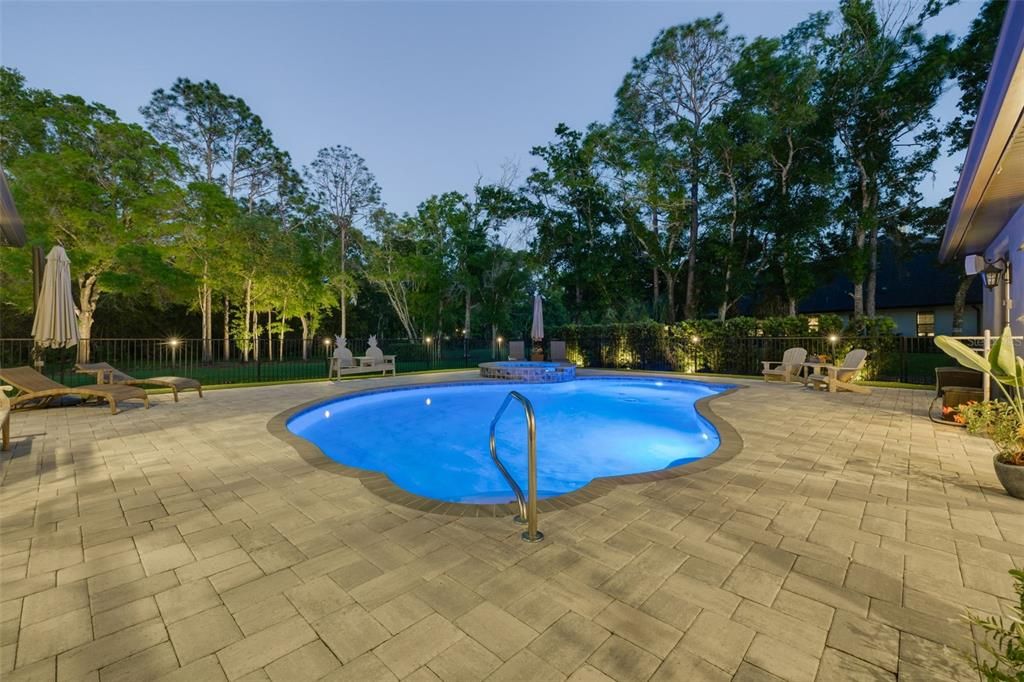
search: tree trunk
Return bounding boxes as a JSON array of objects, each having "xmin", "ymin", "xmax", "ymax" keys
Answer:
[
  {"xmin": 664, "ymin": 271, "xmax": 677, "ymax": 324},
  {"xmin": 76, "ymin": 274, "xmax": 99, "ymax": 364},
  {"xmin": 266, "ymin": 310, "xmax": 273, "ymax": 362},
  {"xmin": 952, "ymin": 274, "xmax": 976, "ymax": 334},
  {"xmin": 684, "ymin": 176, "xmax": 699, "ymax": 320},
  {"xmin": 339, "ymin": 218, "xmax": 348, "ymax": 338},
  {"xmin": 204, "ymin": 288, "xmax": 212, "ymax": 362},
  {"xmin": 252, "ymin": 307, "xmax": 259, "ymax": 361},
  {"xmin": 852, "ymin": 282, "xmax": 864, "ymax": 323},
  {"xmin": 781, "ymin": 268, "xmax": 798, "ymax": 318},
  {"xmin": 866, "ymin": 228, "xmax": 878, "ymax": 318},
  {"xmin": 653, "ymin": 268, "xmax": 660, "ymax": 320},
  {"xmin": 852, "ymin": 165, "xmax": 871, "ymax": 322},
  {"xmin": 243, "ymin": 278, "xmax": 252, "ymax": 362},
  {"xmin": 199, "ymin": 263, "xmax": 212, "ymax": 363},
  {"xmin": 301, "ymin": 314, "xmax": 310, "ymax": 360},
  {"xmin": 651, "ymin": 205, "xmax": 660, "ymax": 320},
  {"xmin": 223, "ymin": 296, "xmax": 230, "ymax": 361},
  {"xmin": 718, "ymin": 261, "xmax": 732, "ymax": 323}
]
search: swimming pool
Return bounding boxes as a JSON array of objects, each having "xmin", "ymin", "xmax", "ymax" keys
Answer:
[{"xmin": 286, "ymin": 377, "xmax": 730, "ymax": 504}]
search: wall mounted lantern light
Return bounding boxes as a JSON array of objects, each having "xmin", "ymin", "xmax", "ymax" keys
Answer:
[{"xmin": 983, "ymin": 258, "xmax": 1010, "ymax": 290}]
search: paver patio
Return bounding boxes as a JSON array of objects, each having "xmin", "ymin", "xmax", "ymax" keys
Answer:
[{"xmin": 1, "ymin": 370, "xmax": 1020, "ymax": 681}]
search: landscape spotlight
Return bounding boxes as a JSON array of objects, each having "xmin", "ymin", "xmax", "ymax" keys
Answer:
[{"xmin": 168, "ymin": 338, "xmax": 180, "ymax": 348}]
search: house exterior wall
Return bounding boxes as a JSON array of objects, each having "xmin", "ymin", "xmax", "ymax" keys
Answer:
[
  {"xmin": 813, "ymin": 306, "xmax": 979, "ymax": 337},
  {"xmin": 983, "ymin": 203, "xmax": 1024, "ymax": 337}
]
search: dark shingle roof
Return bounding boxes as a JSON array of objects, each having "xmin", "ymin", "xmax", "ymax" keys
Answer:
[{"xmin": 798, "ymin": 239, "xmax": 983, "ymax": 314}]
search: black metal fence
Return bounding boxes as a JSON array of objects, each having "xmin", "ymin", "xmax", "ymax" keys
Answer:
[
  {"xmin": 0, "ymin": 337, "xmax": 506, "ymax": 387},
  {"xmin": 0, "ymin": 333, "xmax": 959, "ymax": 387}
]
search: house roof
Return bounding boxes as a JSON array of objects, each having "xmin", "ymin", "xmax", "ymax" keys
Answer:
[
  {"xmin": 798, "ymin": 241, "xmax": 983, "ymax": 314},
  {"xmin": 939, "ymin": 0, "xmax": 1024, "ymax": 262}
]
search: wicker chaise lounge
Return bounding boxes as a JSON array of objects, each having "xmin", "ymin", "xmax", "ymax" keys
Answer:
[
  {"xmin": 929, "ymin": 366, "xmax": 985, "ymax": 424},
  {"xmin": 0, "ymin": 366, "xmax": 150, "ymax": 414},
  {"xmin": 76, "ymin": 362, "xmax": 203, "ymax": 402}
]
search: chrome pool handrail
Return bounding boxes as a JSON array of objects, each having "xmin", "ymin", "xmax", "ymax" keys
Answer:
[{"xmin": 489, "ymin": 390, "xmax": 543, "ymax": 542}]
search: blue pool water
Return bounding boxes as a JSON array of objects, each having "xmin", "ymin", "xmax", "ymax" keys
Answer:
[{"xmin": 287, "ymin": 378, "xmax": 729, "ymax": 503}]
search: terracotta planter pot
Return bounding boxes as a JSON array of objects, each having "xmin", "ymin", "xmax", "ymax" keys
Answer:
[{"xmin": 994, "ymin": 455, "xmax": 1024, "ymax": 500}]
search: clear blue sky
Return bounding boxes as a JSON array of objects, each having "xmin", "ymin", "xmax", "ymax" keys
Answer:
[{"xmin": 1, "ymin": 1, "xmax": 986, "ymax": 218}]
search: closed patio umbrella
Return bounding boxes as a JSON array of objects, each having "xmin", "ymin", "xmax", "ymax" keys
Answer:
[
  {"xmin": 32, "ymin": 246, "xmax": 79, "ymax": 352},
  {"xmin": 531, "ymin": 292, "xmax": 544, "ymax": 342}
]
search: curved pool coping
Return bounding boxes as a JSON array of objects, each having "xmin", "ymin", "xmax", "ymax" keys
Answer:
[{"xmin": 266, "ymin": 372, "xmax": 746, "ymax": 518}]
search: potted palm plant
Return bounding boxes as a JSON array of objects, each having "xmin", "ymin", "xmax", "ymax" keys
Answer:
[{"xmin": 936, "ymin": 326, "xmax": 1024, "ymax": 499}]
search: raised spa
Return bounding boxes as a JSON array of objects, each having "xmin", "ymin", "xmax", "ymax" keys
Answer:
[
  {"xmin": 286, "ymin": 378, "xmax": 729, "ymax": 504},
  {"xmin": 478, "ymin": 360, "xmax": 576, "ymax": 382}
]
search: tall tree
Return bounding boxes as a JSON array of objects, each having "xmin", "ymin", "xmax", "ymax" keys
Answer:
[
  {"xmin": 451, "ymin": 183, "xmax": 521, "ymax": 336},
  {"xmin": 303, "ymin": 146, "xmax": 381, "ymax": 338},
  {"xmin": 701, "ymin": 106, "xmax": 762, "ymax": 319},
  {"xmin": 2, "ymin": 73, "xmax": 184, "ymax": 359},
  {"xmin": 524, "ymin": 124, "xmax": 621, "ymax": 322},
  {"xmin": 945, "ymin": 0, "xmax": 1009, "ymax": 153},
  {"xmin": 141, "ymin": 78, "xmax": 285, "ymax": 358},
  {"xmin": 597, "ymin": 115, "xmax": 689, "ymax": 323},
  {"xmin": 823, "ymin": 0, "xmax": 952, "ymax": 320},
  {"xmin": 730, "ymin": 14, "xmax": 835, "ymax": 316},
  {"xmin": 364, "ymin": 209, "xmax": 421, "ymax": 339},
  {"xmin": 619, "ymin": 15, "xmax": 741, "ymax": 319},
  {"xmin": 943, "ymin": 0, "xmax": 1007, "ymax": 330}
]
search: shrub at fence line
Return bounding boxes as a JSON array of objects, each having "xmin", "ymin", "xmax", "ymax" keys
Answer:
[{"xmin": 548, "ymin": 317, "xmax": 903, "ymax": 380}]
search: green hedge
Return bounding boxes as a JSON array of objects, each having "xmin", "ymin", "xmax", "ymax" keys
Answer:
[{"xmin": 547, "ymin": 316, "xmax": 900, "ymax": 379}]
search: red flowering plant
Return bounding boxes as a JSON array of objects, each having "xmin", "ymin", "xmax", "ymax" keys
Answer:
[{"xmin": 942, "ymin": 401, "xmax": 974, "ymax": 425}]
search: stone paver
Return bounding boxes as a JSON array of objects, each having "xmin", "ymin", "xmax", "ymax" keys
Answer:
[
  {"xmin": 374, "ymin": 613, "xmax": 464, "ymax": 678},
  {"xmin": 2, "ymin": 370, "xmax": 1020, "ymax": 681},
  {"xmin": 167, "ymin": 606, "xmax": 242, "ymax": 664},
  {"xmin": 454, "ymin": 601, "xmax": 536, "ymax": 661}
]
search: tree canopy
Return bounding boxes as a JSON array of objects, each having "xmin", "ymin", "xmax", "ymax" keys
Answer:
[{"xmin": 0, "ymin": 1, "xmax": 1004, "ymax": 346}]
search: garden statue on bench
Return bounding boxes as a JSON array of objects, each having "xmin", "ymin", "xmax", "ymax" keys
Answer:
[{"xmin": 329, "ymin": 336, "xmax": 355, "ymax": 379}]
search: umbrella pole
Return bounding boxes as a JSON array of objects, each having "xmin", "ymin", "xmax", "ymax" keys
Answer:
[
  {"xmin": 31, "ymin": 246, "xmax": 44, "ymax": 315},
  {"xmin": 31, "ymin": 343, "xmax": 43, "ymax": 371},
  {"xmin": 31, "ymin": 247, "xmax": 45, "ymax": 371}
]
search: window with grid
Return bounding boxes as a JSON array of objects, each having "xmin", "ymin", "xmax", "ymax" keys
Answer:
[
  {"xmin": 916, "ymin": 311, "xmax": 936, "ymax": 337},
  {"xmin": 807, "ymin": 316, "xmax": 819, "ymax": 332}
]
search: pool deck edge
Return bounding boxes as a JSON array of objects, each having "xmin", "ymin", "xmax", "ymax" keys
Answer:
[{"xmin": 265, "ymin": 371, "xmax": 747, "ymax": 518}]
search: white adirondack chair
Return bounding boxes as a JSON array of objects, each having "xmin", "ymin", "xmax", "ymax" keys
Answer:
[
  {"xmin": 807, "ymin": 349, "xmax": 870, "ymax": 394},
  {"xmin": 761, "ymin": 347, "xmax": 808, "ymax": 383}
]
